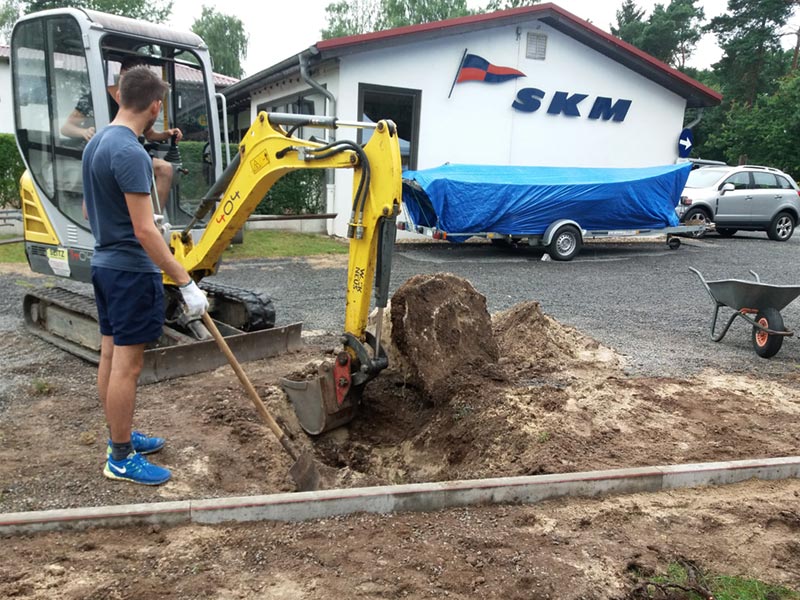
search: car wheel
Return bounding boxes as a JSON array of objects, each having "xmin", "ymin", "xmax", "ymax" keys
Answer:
[
  {"xmin": 548, "ymin": 225, "xmax": 582, "ymax": 261},
  {"xmin": 767, "ymin": 212, "xmax": 794, "ymax": 241},
  {"xmin": 752, "ymin": 307, "xmax": 784, "ymax": 358},
  {"xmin": 682, "ymin": 208, "xmax": 709, "ymax": 238},
  {"xmin": 716, "ymin": 228, "xmax": 737, "ymax": 237}
]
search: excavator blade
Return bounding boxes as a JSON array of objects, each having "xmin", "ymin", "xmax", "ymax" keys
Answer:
[
  {"xmin": 23, "ymin": 287, "xmax": 303, "ymax": 384},
  {"xmin": 279, "ymin": 363, "xmax": 358, "ymax": 435}
]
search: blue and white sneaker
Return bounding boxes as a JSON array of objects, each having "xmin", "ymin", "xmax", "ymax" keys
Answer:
[
  {"xmin": 107, "ymin": 431, "xmax": 165, "ymax": 456},
  {"xmin": 103, "ymin": 452, "xmax": 171, "ymax": 485}
]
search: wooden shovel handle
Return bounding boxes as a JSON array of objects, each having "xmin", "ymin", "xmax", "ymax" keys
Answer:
[{"xmin": 201, "ymin": 312, "xmax": 295, "ymax": 456}]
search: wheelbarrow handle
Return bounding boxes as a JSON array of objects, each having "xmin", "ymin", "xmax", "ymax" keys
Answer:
[
  {"xmin": 689, "ymin": 267, "xmax": 713, "ymax": 298},
  {"xmin": 689, "ymin": 267, "xmax": 737, "ymax": 342}
]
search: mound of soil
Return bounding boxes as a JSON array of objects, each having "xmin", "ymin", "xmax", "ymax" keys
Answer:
[
  {"xmin": 387, "ymin": 273, "xmax": 500, "ymax": 403},
  {"xmin": 493, "ymin": 300, "xmax": 623, "ymax": 375}
]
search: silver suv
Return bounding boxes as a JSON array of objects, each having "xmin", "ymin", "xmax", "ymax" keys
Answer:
[{"xmin": 675, "ymin": 165, "xmax": 800, "ymax": 241}]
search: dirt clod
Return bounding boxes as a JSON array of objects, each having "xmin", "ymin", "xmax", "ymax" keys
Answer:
[{"xmin": 388, "ymin": 273, "xmax": 499, "ymax": 403}]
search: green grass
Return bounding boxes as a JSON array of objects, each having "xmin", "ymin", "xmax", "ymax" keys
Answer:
[
  {"xmin": 635, "ymin": 562, "xmax": 800, "ymax": 599},
  {"xmin": 0, "ymin": 234, "xmax": 25, "ymax": 263},
  {"xmin": 0, "ymin": 231, "xmax": 348, "ymax": 265},
  {"xmin": 223, "ymin": 230, "xmax": 349, "ymax": 259}
]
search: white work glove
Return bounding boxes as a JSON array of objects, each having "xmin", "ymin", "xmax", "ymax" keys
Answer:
[{"xmin": 179, "ymin": 280, "xmax": 209, "ymax": 318}]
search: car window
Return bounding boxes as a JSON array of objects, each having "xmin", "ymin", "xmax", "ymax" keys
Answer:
[
  {"xmin": 776, "ymin": 175, "xmax": 794, "ymax": 190},
  {"xmin": 723, "ymin": 172, "xmax": 750, "ymax": 190},
  {"xmin": 685, "ymin": 168, "xmax": 729, "ymax": 188},
  {"xmin": 752, "ymin": 172, "xmax": 778, "ymax": 189}
]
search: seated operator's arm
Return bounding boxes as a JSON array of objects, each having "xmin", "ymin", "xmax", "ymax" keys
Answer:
[
  {"xmin": 61, "ymin": 108, "xmax": 95, "ymax": 141},
  {"xmin": 144, "ymin": 125, "xmax": 183, "ymax": 143}
]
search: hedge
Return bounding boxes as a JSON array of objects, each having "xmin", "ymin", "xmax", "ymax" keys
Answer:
[{"xmin": 0, "ymin": 134, "xmax": 25, "ymax": 209}]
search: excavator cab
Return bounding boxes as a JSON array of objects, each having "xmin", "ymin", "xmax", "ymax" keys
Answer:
[{"xmin": 11, "ymin": 8, "xmax": 223, "ymax": 283}]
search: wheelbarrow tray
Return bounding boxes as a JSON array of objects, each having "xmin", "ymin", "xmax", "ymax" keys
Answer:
[
  {"xmin": 705, "ymin": 278, "xmax": 800, "ymax": 312},
  {"xmin": 690, "ymin": 267, "xmax": 800, "ymax": 358}
]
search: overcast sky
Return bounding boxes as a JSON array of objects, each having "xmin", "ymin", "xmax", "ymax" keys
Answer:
[{"xmin": 167, "ymin": 0, "xmax": 796, "ymax": 78}]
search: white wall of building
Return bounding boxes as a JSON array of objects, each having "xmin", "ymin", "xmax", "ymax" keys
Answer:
[
  {"xmin": 0, "ymin": 61, "xmax": 15, "ymax": 134},
  {"xmin": 338, "ymin": 19, "xmax": 685, "ymax": 169}
]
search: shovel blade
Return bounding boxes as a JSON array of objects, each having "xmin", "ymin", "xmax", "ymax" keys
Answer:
[{"xmin": 289, "ymin": 451, "xmax": 322, "ymax": 492}]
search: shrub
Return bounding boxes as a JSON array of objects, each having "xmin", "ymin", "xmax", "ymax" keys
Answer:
[
  {"xmin": 0, "ymin": 134, "xmax": 25, "ymax": 209},
  {"xmin": 255, "ymin": 169, "xmax": 325, "ymax": 215}
]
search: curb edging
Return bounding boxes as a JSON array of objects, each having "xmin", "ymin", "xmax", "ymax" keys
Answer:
[{"xmin": 2, "ymin": 456, "xmax": 798, "ymax": 535}]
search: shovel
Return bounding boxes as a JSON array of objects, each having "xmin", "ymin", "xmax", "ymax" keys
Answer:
[{"xmin": 201, "ymin": 312, "xmax": 321, "ymax": 491}]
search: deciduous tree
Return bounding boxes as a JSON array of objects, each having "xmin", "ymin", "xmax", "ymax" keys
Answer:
[{"xmin": 191, "ymin": 6, "xmax": 248, "ymax": 79}]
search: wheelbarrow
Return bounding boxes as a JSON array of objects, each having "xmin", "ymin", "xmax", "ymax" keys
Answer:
[{"xmin": 689, "ymin": 267, "xmax": 800, "ymax": 358}]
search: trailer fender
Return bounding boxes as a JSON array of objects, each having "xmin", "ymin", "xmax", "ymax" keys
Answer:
[{"xmin": 542, "ymin": 219, "xmax": 584, "ymax": 246}]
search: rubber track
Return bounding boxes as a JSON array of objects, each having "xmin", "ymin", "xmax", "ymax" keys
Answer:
[
  {"xmin": 25, "ymin": 286, "xmax": 98, "ymax": 319},
  {"xmin": 198, "ymin": 280, "xmax": 276, "ymax": 331},
  {"xmin": 27, "ymin": 283, "xmax": 276, "ymax": 334}
]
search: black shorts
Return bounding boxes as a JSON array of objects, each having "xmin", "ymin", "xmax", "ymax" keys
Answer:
[{"xmin": 91, "ymin": 266, "xmax": 164, "ymax": 346}]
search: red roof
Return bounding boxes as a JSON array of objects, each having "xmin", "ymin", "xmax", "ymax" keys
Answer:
[{"xmin": 316, "ymin": 3, "xmax": 721, "ymax": 108}]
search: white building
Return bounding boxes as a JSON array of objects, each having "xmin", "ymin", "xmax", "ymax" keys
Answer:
[
  {"xmin": 0, "ymin": 46, "xmax": 15, "ymax": 134},
  {"xmin": 223, "ymin": 4, "xmax": 721, "ymax": 238}
]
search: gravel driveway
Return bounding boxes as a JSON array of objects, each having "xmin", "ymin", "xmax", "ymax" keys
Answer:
[
  {"xmin": 206, "ymin": 231, "xmax": 800, "ymax": 379},
  {"xmin": 1, "ymin": 230, "xmax": 798, "ymax": 392}
]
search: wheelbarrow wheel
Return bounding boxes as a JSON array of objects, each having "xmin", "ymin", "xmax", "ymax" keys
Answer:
[{"xmin": 751, "ymin": 307, "xmax": 784, "ymax": 358}]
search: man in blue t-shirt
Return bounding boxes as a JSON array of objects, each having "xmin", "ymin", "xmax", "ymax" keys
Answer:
[{"xmin": 83, "ymin": 65, "xmax": 208, "ymax": 486}]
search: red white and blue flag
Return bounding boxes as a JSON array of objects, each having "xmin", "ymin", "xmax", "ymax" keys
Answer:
[{"xmin": 456, "ymin": 53, "xmax": 526, "ymax": 84}]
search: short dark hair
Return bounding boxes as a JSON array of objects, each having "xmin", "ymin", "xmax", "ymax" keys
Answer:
[
  {"xmin": 120, "ymin": 55, "xmax": 147, "ymax": 72},
  {"xmin": 118, "ymin": 66, "xmax": 168, "ymax": 113}
]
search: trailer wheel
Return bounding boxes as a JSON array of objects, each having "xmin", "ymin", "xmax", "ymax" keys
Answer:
[
  {"xmin": 548, "ymin": 225, "xmax": 582, "ymax": 261},
  {"xmin": 682, "ymin": 208, "xmax": 709, "ymax": 238},
  {"xmin": 752, "ymin": 307, "xmax": 784, "ymax": 358},
  {"xmin": 667, "ymin": 237, "xmax": 681, "ymax": 250}
]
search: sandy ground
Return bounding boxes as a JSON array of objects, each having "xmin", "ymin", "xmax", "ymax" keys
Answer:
[{"xmin": 2, "ymin": 272, "xmax": 800, "ymax": 598}]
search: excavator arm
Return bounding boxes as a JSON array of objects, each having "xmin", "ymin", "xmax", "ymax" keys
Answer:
[{"xmin": 171, "ymin": 112, "xmax": 403, "ymax": 434}]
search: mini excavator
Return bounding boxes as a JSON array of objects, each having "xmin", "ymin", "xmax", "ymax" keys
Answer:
[{"xmin": 10, "ymin": 8, "xmax": 402, "ymax": 434}]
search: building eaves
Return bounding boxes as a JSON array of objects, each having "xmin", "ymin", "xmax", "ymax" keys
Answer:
[
  {"xmin": 221, "ymin": 53, "xmax": 307, "ymax": 108},
  {"xmin": 314, "ymin": 2, "xmax": 722, "ymax": 109}
]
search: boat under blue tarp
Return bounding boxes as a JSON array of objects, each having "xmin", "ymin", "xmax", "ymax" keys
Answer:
[{"xmin": 401, "ymin": 163, "xmax": 692, "ymax": 238}]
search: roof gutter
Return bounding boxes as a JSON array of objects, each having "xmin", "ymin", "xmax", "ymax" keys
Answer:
[
  {"xmin": 300, "ymin": 47, "xmax": 336, "ymax": 142},
  {"xmin": 685, "ymin": 107, "xmax": 704, "ymax": 130}
]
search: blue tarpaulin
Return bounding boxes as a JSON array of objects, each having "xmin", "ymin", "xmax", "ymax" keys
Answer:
[{"xmin": 402, "ymin": 163, "xmax": 692, "ymax": 237}]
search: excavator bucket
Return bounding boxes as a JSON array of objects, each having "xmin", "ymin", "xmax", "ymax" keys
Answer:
[{"xmin": 279, "ymin": 362, "xmax": 358, "ymax": 435}]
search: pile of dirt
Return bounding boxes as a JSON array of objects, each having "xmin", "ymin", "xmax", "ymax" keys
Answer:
[
  {"xmin": 492, "ymin": 300, "xmax": 624, "ymax": 375},
  {"xmin": 387, "ymin": 273, "xmax": 500, "ymax": 403}
]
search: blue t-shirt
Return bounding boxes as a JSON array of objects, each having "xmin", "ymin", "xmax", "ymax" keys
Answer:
[{"xmin": 82, "ymin": 125, "xmax": 159, "ymax": 273}]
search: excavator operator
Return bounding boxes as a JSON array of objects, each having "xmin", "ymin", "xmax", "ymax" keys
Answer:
[{"xmin": 61, "ymin": 55, "xmax": 182, "ymax": 210}]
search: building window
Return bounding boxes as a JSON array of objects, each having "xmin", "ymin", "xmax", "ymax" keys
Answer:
[
  {"xmin": 358, "ymin": 83, "xmax": 421, "ymax": 171},
  {"xmin": 526, "ymin": 32, "xmax": 547, "ymax": 60}
]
